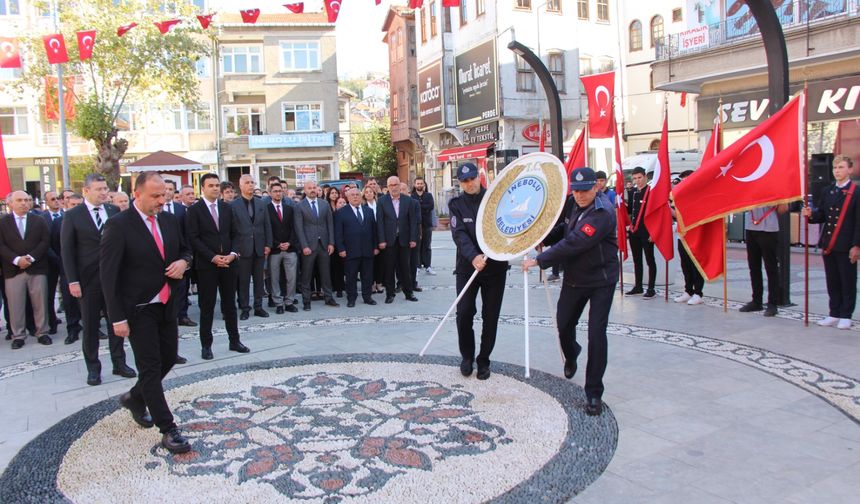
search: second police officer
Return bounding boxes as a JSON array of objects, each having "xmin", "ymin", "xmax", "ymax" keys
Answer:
[{"xmin": 449, "ymin": 162, "xmax": 508, "ymax": 380}]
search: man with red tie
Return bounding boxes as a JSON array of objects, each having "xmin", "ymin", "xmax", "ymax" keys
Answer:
[{"xmin": 101, "ymin": 172, "xmax": 193, "ymax": 454}]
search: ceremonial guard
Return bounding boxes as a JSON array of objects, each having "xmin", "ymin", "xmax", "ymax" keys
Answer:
[
  {"xmin": 627, "ymin": 166, "xmax": 657, "ymax": 298},
  {"xmin": 523, "ymin": 167, "xmax": 618, "ymax": 416},
  {"xmin": 449, "ymin": 163, "xmax": 508, "ymax": 380},
  {"xmin": 803, "ymin": 155, "xmax": 860, "ymax": 329}
]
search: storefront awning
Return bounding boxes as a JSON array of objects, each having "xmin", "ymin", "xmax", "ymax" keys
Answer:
[
  {"xmin": 437, "ymin": 142, "xmax": 494, "ymax": 162},
  {"xmin": 126, "ymin": 150, "xmax": 203, "ymax": 173}
]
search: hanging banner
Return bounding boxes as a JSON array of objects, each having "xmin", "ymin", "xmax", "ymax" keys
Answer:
[
  {"xmin": 454, "ymin": 38, "xmax": 499, "ymax": 127},
  {"xmin": 418, "ymin": 60, "xmax": 444, "ymax": 132},
  {"xmin": 476, "ymin": 152, "xmax": 567, "ymax": 261}
]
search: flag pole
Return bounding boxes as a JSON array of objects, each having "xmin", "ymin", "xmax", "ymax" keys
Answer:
[
  {"xmin": 523, "ymin": 267, "xmax": 531, "ymax": 378},
  {"xmin": 420, "ymin": 269, "xmax": 479, "ymax": 356},
  {"xmin": 723, "ymin": 218, "xmax": 728, "ymax": 313},
  {"xmin": 803, "ymin": 85, "xmax": 810, "ymax": 327}
]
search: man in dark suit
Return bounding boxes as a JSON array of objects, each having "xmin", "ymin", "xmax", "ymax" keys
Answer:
[
  {"xmin": 101, "ymin": 172, "xmax": 194, "ymax": 454},
  {"xmin": 186, "ymin": 173, "xmax": 249, "ymax": 360},
  {"xmin": 294, "ymin": 180, "xmax": 338, "ymax": 311},
  {"xmin": 62, "ymin": 173, "xmax": 135, "ymax": 386},
  {"xmin": 231, "ymin": 175, "xmax": 272, "ymax": 319},
  {"xmin": 41, "ymin": 190, "xmax": 64, "ymax": 334},
  {"xmin": 49, "ymin": 194, "xmax": 83, "ymax": 344},
  {"xmin": 377, "ymin": 176, "xmax": 419, "ymax": 304},
  {"xmin": 0, "ymin": 191, "xmax": 52, "ymax": 349},
  {"xmin": 402, "ymin": 181, "xmax": 424, "ymax": 293},
  {"xmin": 266, "ymin": 182, "xmax": 299, "ymax": 314},
  {"xmin": 335, "ymin": 188, "xmax": 378, "ymax": 307},
  {"xmin": 161, "ymin": 180, "xmax": 195, "ymax": 329}
]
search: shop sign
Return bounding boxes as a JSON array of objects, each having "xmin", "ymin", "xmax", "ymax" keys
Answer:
[
  {"xmin": 249, "ymin": 133, "xmax": 335, "ymax": 149},
  {"xmin": 463, "ymin": 122, "xmax": 498, "ymax": 145},
  {"xmin": 698, "ymin": 75, "xmax": 860, "ymax": 130},
  {"xmin": 34, "ymin": 157, "xmax": 59, "ymax": 166},
  {"xmin": 439, "ymin": 132, "xmax": 458, "ymax": 149},
  {"xmin": 521, "ymin": 123, "xmax": 569, "ymax": 144},
  {"xmin": 295, "ymin": 165, "xmax": 317, "ymax": 183},
  {"xmin": 454, "ymin": 38, "xmax": 499, "ymax": 127},
  {"xmin": 418, "ymin": 60, "xmax": 444, "ymax": 132},
  {"xmin": 678, "ymin": 26, "xmax": 709, "ymax": 52}
]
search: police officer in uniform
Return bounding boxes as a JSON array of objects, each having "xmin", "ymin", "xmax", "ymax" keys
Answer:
[
  {"xmin": 802, "ymin": 155, "xmax": 860, "ymax": 330},
  {"xmin": 449, "ymin": 162, "xmax": 508, "ymax": 380},
  {"xmin": 523, "ymin": 167, "xmax": 618, "ymax": 416}
]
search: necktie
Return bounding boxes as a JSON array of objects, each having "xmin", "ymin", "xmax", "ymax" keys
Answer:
[
  {"xmin": 16, "ymin": 216, "xmax": 25, "ymax": 238},
  {"xmin": 93, "ymin": 207, "xmax": 103, "ymax": 231},
  {"xmin": 166, "ymin": 203, "xmax": 172, "ymax": 214},
  {"xmin": 276, "ymin": 203, "xmax": 283, "ymax": 222},
  {"xmin": 209, "ymin": 203, "xmax": 219, "ymax": 230},
  {"xmin": 52, "ymin": 213, "xmax": 59, "ymax": 221},
  {"xmin": 147, "ymin": 215, "xmax": 170, "ymax": 304},
  {"xmin": 356, "ymin": 206, "xmax": 363, "ymax": 223},
  {"xmin": 311, "ymin": 200, "xmax": 318, "ymax": 218}
]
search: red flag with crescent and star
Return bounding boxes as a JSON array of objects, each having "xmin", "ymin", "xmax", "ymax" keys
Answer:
[
  {"xmin": 76, "ymin": 30, "xmax": 96, "ymax": 61},
  {"xmin": 240, "ymin": 9, "xmax": 261, "ymax": 24},
  {"xmin": 0, "ymin": 38, "xmax": 22, "ymax": 68},
  {"xmin": 323, "ymin": 0, "xmax": 341, "ymax": 22},
  {"xmin": 43, "ymin": 34, "xmax": 69, "ymax": 65},
  {"xmin": 154, "ymin": 19, "xmax": 182, "ymax": 34},
  {"xmin": 679, "ymin": 118, "xmax": 725, "ymax": 280},
  {"xmin": 284, "ymin": 3, "xmax": 304, "ymax": 13},
  {"xmin": 564, "ymin": 126, "xmax": 587, "ymax": 194},
  {"xmin": 197, "ymin": 14, "xmax": 215, "ymax": 29},
  {"xmin": 117, "ymin": 22, "xmax": 137, "ymax": 37},
  {"xmin": 580, "ymin": 71, "xmax": 615, "ymax": 139},
  {"xmin": 644, "ymin": 109, "xmax": 674, "ymax": 260},
  {"xmin": 613, "ymin": 124, "xmax": 629, "ymax": 261},
  {"xmin": 0, "ymin": 125, "xmax": 12, "ymax": 199},
  {"xmin": 672, "ymin": 92, "xmax": 806, "ymax": 233}
]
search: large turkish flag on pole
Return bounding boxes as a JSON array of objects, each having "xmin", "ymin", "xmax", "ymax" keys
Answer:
[
  {"xmin": 580, "ymin": 71, "xmax": 615, "ymax": 139},
  {"xmin": 673, "ymin": 92, "xmax": 806, "ymax": 232},
  {"xmin": 644, "ymin": 110, "xmax": 674, "ymax": 261},
  {"xmin": 564, "ymin": 126, "xmax": 587, "ymax": 193},
  {"xmin": 0, "ymin": 126, "xmax": 12, "ymax": 200}
]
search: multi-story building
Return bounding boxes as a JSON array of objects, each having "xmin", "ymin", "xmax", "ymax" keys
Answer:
[
  {"xmin": 382, "ymin": 6, "xmax": 421, "ymax": 182},
  {"xmin": 414, "ymin": 0, "xmax": 620, "ymax": 213}
]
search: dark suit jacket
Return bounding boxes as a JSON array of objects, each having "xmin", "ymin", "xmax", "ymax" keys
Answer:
[
  {"xmin": 335, "ymin": 204, "xmax": 377, "ymax": 259},
  {"xmin": 376, "ymin": 194, "xmax": 419, "ymax": 247},
  {"xmin": 0, "ymin": 213, "xmax": 51, "ymax": 278},
  {"xmin": 267, "ymin": 199, "xmax": 298, "ymax": 253},
  {"xmin": 100, "ymin": 208, "xmax": 192, "ymax": 323},
  {"xmin": 162, "ymin": 201, "xmax": 187, "ymax": 235},
  {"xmin": 61, "ymin": 203, "xmax": 120, "ymax": 286},
  {"xmin": 42, "ymin": 210, "xmax": 63, "ymax": 268},
  {"xmin": 231, "ymin": 196, "xmax": 272, "ymax": 257},
  {"xmin": 186, "ymin": 198, "xmax": 239, "ymax": 270},
  {"xmin": 294, "ymin": 197, "xmax": 334, "ymax": 251}
]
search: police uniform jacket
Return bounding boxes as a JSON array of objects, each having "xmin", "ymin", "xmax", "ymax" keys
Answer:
[
  {"xmin": 449, "ymin": 189, "xmax": 508, "ymax": 275},
  {"xmin": 809, "ymin": 182, "xmax": 860, "ymax": 252},
  {"xmin": 538, "ymin": 191, "xmax": 619, "ymax": 288},
  {"xmin": 628, "ymin": 185, "xmax": 650, "ymax": 239}
]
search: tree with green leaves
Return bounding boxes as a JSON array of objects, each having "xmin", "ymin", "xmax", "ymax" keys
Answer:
[
  {"xmin": 14, "ymin": 0, "xmax": 211, "ymax": 186},
  {"xmin": 350, "ymin": 122, "xmax": 397, "ymax": 179}
]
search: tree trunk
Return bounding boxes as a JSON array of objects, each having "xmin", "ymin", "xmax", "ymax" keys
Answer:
[{"xmin": 94, "ymin": 127, "xmax": 127, "ymax": 189}]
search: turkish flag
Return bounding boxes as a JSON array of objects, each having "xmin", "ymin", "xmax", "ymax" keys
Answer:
[
  {"xmin": 197, "ymin": 14, "xmax": 215, "ymax": 29},
  {"xmin": 284, "ymin": 3, "xmax": 304, "ymax": 13},
  {"xmin": 0, "ymin": 38, "xmax": 21, "ymax": 68},
  {"xmin": 0, "ymin": 126, "xmax": 12, "ymax": 200},
  {"xmin": 680, "ymin": 119, "xmax": 725, "ymax": 280},
  {"xmin": 76, "ymin": 30, "xmax": 96, "ymax": 61},
  {"xmin": 154, "ymin": 19, "xmax": 182, "ymax": 34},
  {"xmin": 117, "ymin": 22, "xmax": 137, "ymax": 37},
  {"xmin": 323, "ymin": 0, "xmax": 341, "ymax": 22},
  {"xmin": 673, "ymin": 92, "xmax": 806, "ymax": 232},
  {"xmin": 442, "ymin": 0, "xmax": 459, "ymax": 7},
  {"xmin": 44, "ymin": 76, "xmax": 76, "ymax": 121},
  {"xmin": 613, "ymin": 125, "xmax": 629, "ymax": 261},
  {"xmin": 43, "ymin": 34, "xmax": 69, "ymax": 65},
  {"xmin": 644, "ymin": 111, "xmax": 674, "ymax": 260},
  {"xmin": 564, "ymin": 126, "xmax": 588, "ymax": 193},
  {"xmin": 409, "ymin": 0, "xmax": 423, "ymax": 8},
  {"xmin": 580, "ymin": 71, "xmax": 615, "ymax": 139},
  {"xmin": 240, "ymin": 9, "xmax": 260, "ymax": 24}
]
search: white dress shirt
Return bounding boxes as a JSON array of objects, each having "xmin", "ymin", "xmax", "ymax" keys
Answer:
[
  {"xmin": 11, "ymin": 213, "xmax": 34, "ymax": 266},
  {"xmin": 84, "ymin": 200, "xmax": 107, "ymax": 230}
]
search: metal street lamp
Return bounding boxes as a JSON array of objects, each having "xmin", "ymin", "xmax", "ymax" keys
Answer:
[{"xmin": 507, "ymin": 41, "xmax": 563, "ymax": 162}]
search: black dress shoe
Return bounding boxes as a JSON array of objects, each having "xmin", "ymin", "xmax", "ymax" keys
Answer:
[
  {"xmin": 229, "ymin": 341, "xmax": 250, "ymax": 353},
  {"xmin": 11, "ymin": 339, "xmax": 24, "ymax": 349},
  {"xmin": 347, "ymin": 300, "xmax": 356, "ymax": 308},
  {"xmin": 175, "ymin": 355, "xmax": 188, "ymax": 364},
  {"xmin": 64, "ymin": 332, "xmax": 79, "ymax": 345},
  {"xmin": 120, "ymin": 392, "xmax": 154, "ymax": 428},
  {"xmin": 254, "ymin": 309, "xmax": 269, "ymax": 318},
  {"xmin": 285, "ymin": 304, "xmax": 298, "ymax": 313},
  {"xmin": 364, "ymin": 298, "xmax": 377, "ymax": 306},
  {"xmin": 385, "ymin": 296, "xmax": 395, "ymax": 304},
  {"xmin": 240, "ymin": 310, "xmax": 250, "ymax": 320},
  {"xmin": 86, "ymin": 371, "xmax": 101, "ymax": 386},
  {"xmin": 162, "ymin": 428, "xmax": 192, "ymax": 454},
  {"xmin": 276, "ymin": 306, "xmax": 285, "ymax": 314},
  {"xmin": 405, "ymin": 295, "xmax": 418, "ymax": 302},
  {"xmin": 460, "ymin": 358, "xmax": 473, "ymax": 377},
  {"xmin": 178, "ymin": 317, "xmax": 197, "ymax": 327},
  {"xmin": 112, "ymin": 364, "xmax": 137, "ymax": 378},
  {"xmin": 413, "ymin": 286, "xmax": 423, "ymax": 292},
  {"xmin": 763, "ymin": 304, "xmax": 778, "ymax": 317},
  {"xmin": 303, "ymin": 302, "xmax": 311, "ymax": 311},
  {"xmin": 625, "ymin": 287, "xmax": 644, "ymax": 296},
  {"xmin": 37, "ymin": 335, "xmax": 53, "ymax": 345},
  {"xmin": 201, "ymin": 347, "xmax": 214, "ymax": 360},
  {"xmin": 564, "ymin": 359, "xmax": 577, "ymax": 379},
  {"xmin": 586, "ymin": 397, "xmax": 603, "ymax": 416},
  {"xmin": 476, "ymin": 364, "xmax": 491, "ymax": 380},
  {"xmin": 739, "ymin": 301, "xmax": 763, "ymax": 312},
  {"xmin": 325, "ymin": 299, "xmax": 340, "ymax": 307},
  {"xmin": 99, "ymin": 330, "xmax": 108, "ymax": 340}
]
